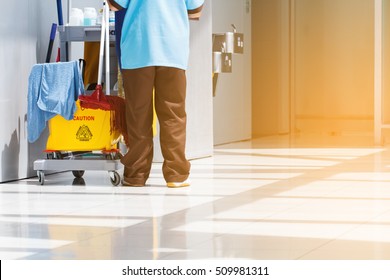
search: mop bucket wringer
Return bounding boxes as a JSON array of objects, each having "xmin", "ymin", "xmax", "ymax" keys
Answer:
[
  {"xmin": 46, "ymin": 100, "xmax": 121, "ymax": 151},
  {"xmin": 34, "ymin": 0, "xmax": 124, "ymax": 186}
]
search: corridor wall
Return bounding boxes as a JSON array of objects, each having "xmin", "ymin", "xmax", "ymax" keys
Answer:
[{"xmin": 0, "ymin": 0, "xmax": 43, "ymax": 182}]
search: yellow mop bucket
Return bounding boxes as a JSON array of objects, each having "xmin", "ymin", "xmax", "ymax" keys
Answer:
[{"xmin": 46, "ymin": 100, "xmax": 120, "ymax": 151}]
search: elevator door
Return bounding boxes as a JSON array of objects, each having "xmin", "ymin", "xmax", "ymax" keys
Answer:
[{"xmin": 293, "ymin": 0, "xmax": 374, "ymax": 136}]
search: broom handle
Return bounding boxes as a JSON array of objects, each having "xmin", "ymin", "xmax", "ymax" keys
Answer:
[
  {"xmin": 105, "ymin": 0, "xmax": 111, "ymax": 95},
  {"xmin": 56, "ymin": 0, "xmax": 64, "ymax": 26},
  {"xmin": 97, "ymin": 1, "xmax": 106, "ymax": 86}
]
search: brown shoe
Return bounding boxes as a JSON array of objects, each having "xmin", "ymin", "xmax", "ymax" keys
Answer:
[{"xmin": 122, "ymin": 179, "xmax": 145, "ymax": 187}]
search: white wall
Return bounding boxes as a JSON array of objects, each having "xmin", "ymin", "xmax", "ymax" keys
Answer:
[
  {"xmin": 212, "ymin": 0, "xmax": 252, "ymax": 145},
  {"xmin": 0, "ymin": 0, "xmax": 44, "ymax": 182},
  {"xmin": 182, "ymin": 0, "xmax": 214, "ymax": 159}
]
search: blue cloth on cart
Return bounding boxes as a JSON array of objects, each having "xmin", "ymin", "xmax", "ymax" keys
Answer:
[{"xmin": 27, "ymin": 60, "xmax": 84, "ymax": 143}]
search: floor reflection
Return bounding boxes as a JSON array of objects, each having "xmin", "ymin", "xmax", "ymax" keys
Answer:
[{"xmin": 1, "ymin": 135, "xmax": 390, "ymax": 260}]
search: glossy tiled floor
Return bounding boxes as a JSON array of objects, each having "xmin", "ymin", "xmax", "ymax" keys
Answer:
[{"xmin": 2, "ymin": 134, "xmax": 390, "ymax": 260}]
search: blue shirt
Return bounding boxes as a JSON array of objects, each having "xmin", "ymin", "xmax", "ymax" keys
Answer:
[{"xmin": 113, "ymin": 0, "xmax": 204, "ymax": 70}]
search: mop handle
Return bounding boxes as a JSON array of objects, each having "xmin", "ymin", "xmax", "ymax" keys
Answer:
[
  {"xmin": 97, "ymin": 1, "xmax": 107, "ymax": 86},
  {"xmin": 56, "ymin": 0, "xmax": 63, "ymax": 26},
  {"xmin": 105, "ymin": 0, "xmax": 111, "ymax": 95}
]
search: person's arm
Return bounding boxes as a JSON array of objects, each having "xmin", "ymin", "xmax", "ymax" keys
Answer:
[
  {"xmin": 107, "ymin": 0, "xmax": 123, "ymax": 11},
  {"xmin": 188, "ymin": 4, "xmax": 203, "ymax": 20}
]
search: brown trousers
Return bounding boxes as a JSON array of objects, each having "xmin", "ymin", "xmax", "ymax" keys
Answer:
[{"xmin": 121, "ymin": 66, "xmax": 191, "ymax": 185}]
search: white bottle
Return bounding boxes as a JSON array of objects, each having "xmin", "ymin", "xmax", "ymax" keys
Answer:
[
  {"xmin": 97, "ymin": 9, "xmax": 103, "ymax": 25},
  {"xmin": 109, "ymin": 11, "xmax": 115, "ymax": 26},
  {"xmin": 84, "ymin": 7, "xmax": 97, "ymax": 26},
  {"xmin": 69, "ymin": 8, "xmax": 84, "ymax": 26}
]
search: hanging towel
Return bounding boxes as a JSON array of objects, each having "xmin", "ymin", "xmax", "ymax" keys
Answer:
[{"xmin": 27, "ymin": 60, "xmax": 84, "ymax": 143}]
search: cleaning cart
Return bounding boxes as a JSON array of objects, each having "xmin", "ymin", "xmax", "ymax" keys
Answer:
[{"xmin": 33, "ymin": 1, "xmax": 123, "ymax": 186}]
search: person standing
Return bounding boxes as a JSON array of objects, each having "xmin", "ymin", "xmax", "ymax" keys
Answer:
[{"xmin": 107, "ymin": 0, "xmax": 204, "ymax": 188}]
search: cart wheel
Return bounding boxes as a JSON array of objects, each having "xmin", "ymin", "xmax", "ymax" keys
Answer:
[
  {"xmin": 103, "ymin": 150, "xmax": 122, "ymax": 160},
  {"xmin": 110, "ymin": 171, "xmax": 121, "ymax": 186},
  {"xmin": 113, "ymin": 152, "xmax": 122, "ymax": 160},
  {"xmin": 72, "ymin": 170, "xmax": 85, "ymax": 178},
  {"xmin": 37, "ymin": 171, "xmax": 45, "ymax": 185},
  {"xmin": 46, "ymin": 151, "xmax": 62, "ymax": 159}
]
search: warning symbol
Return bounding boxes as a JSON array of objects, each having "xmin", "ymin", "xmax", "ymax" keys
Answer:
[{"xmin": 76, "ymin": 125, "xmax": 93, "ymax": 142}]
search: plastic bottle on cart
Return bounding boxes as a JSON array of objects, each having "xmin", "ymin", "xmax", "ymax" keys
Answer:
[
  {"xmin": 97, "ymin": 9, "xmax": 103, "ymax": 25},
  {"xmin": 84, "ymin": 7, "xmax": 97, "ymax": 26},
  {"xmin": 109, "ymin": 11, "xmax": 115, "ymax": 26},
  {"xmin": 69, "ymin": 8, "xmax": 84, "ymax": 26}
]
